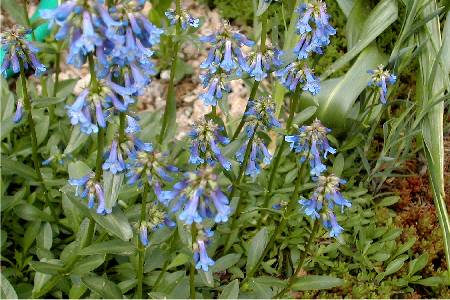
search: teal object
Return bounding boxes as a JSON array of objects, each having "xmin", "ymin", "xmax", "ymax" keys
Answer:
[{"xmin": 1, "ymin": 0, "xmax": 58, "ymax": 78}]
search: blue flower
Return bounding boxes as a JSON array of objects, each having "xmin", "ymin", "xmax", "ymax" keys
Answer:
[
  {"xmin": 165, "ymin": 8, "xmax": 200, "ymax": 30},
  {"xmin": 199, "ymin": 23, "xmax": 254, "ymax": 75},
  {"xmin": 138, "ymin": 202, "xmax": 175, "ymax": 246},
  {"xmin": 13, "ymin": 101, "xmax": 23, "ymax": 123},
  {"xmin": 243, "ymin": 48, "xmax": 283, "ymax": 81},
  {"xmin": 285, "ymin": 119, "xmax": 336, "ymax": 176},
  {"xmin": 163, "ymin": 167, "xmax": 231, "ymax": 225},
  {"xmin": 103, "ymin": 140, "xmax": 126, "ymax": 174},
  {"xmin": 1, "ymin": 25, "xmax": 47, "ymax": 77},
  {"xmin": 236, "ymin": 137, "xmax": 273, "ymax": 177},
  {"xmin": 274, "ymin": 62, "xmax": 320, "ymax": 95},
  {"xmin": 188, "ymin": 118, "xmax": 231, "ymax": 171},
  {"xmin": 294, "ymin": 1, "xmax": 336, "ymax": 59},
  {"xmin": 299, "ymin": 174, "xmax": 350, "ymax": 238},
  {"xmin": 125, "ymin": 115, "xmax": 141, "ymax": 134},
  {"xmin": 69, "ymin": 172, "xmax": 111, "ymax": 214},
  {"xmin": 199, "ymin": 73, "xmax": 230, "ymax": 106},
  {"xmin": 194, "ymin": 239, "xmax": 215, "ymax": 272},
  {"xmin": 368, "ymin": 65, "xmax": 397, "ymax": 104}
]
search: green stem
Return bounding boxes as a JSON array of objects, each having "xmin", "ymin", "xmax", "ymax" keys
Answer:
[
  {"xmin": 231, "ymin": 11, "xmax": 268, "ymax": 140},
  {"xmin": 136, "ymin": 184, "xmax": 148, "ymax": 299},
  {"xmin": 152, "ymin": 231, "xmax": 176, "ymax": 290},
  {"xmin": 258, "ymin": 87, "xmax": 301, "ymax": 226},
  {"xmin": 19, "ymin": 60, "xmax": 57, "ymax": 220},
  {"xmin": 190, "ymin": 224, "xmax": 197, "ymax": 299},
  {"xmin": 159, "ymin": 0, "xmax": 182, "ymax": 144},
  {"xmin": 119, "ymin": 112, "xmax": 126, "ymax": 143},
  {"xmin": 223, "ymin": 125, "xmax": 259, "ymax": 252},
  {"xmin": 275, "ymin": 220, "xmax": 320, "ymax": 298},
  {"xmin": 243, "ymin": 157, "xmax": 307, "ymax": 283},
  {"xmin": 231, "ymin": 81, "xmax": 260, "ymax": 140},
  {"xmin": 49, "ymin": 43, "xmax": 62, "ymax": 120},
  {"xmin": 87, "ymin": 54, "xmax": 104, "ymax": 182}
]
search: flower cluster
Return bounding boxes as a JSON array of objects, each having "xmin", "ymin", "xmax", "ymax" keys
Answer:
[
  {"xmin": 138, "ymin": 202, "xmax": 175, "ymax": 246},
  {"xmin": 244, "ymin": 95, "xmax": 281, "ymax": 133},
  {"xmin": 161, "ymin": 167, "xmax": 231, "ymax": 225},
  {"xmin": 1, "ymin": 25, "xmax": 47, "ymax": 77},
  {"xmin": 66, "ymin": 79, "xmax": 134, "ymax": 134},
  {"xmin": 236, "ymin": 136, "xmax": 272, "ymax": 177},
  {"xmin": 368, "ymin": 65, "xmax": 397, "ymax": 104},
  {"xmin": 165, "ymin": 7, "xmax": 200, "ymax": 30},
  {"xmin": 294, "ymin": 0, "xmax": 336, "ymax": 59},
  {"xmin": 199, "ymin": 72, "xmax": 230, "ymax": 106},
  {"xmin": 188, "ymin": 118, "xmax": 231, "ymax": 171},
  {"xmin": 285, "ymin": 118, "xmax": 336, "ymax": 176},
  {"xmin": 299, "ymin": 174, "xmax": 351, "ymax": 237},
  {"xmin": 69, "ymin": 172, "xmax": 109, "ymax": 214},
  {"xmin": 241, "ymin": 48, "xmax": 283, "ymax": 81},
  {"xmin": 275, "ymin": 61, "xmax": 320, "ymax": 94}
]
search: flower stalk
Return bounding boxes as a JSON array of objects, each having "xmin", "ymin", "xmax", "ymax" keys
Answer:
[
  {"xmin": 136, "ymin": 183, "xmax": 148, "ymax": 299},
  {"xmin": 159, "ymin": 0, "xmax": 183, "ymax": 143}
]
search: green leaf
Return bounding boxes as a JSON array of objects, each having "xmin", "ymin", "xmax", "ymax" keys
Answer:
[
  {"xmin": 413, "ymin": 276, "xmax": 445, "ymax": 287},
  {"xmin": 321, "ymin": 0, "xmax": 398, "ymax": 79},
  {"xmin": 64, "ymin": 127, "xmax": 89, "ymax": 155},
  {"xmin": 219, "ymin": 279, "xmax": 239, "ymax": 299},
  {"xmin": 1, "ymin": 157, "xmax": 38, "ymax": 181},
  {"xmin": 255, "ymin": 0, "xmax": 270, "ymax": 17},
  {"xmin": 1, "ymin": 273, "xmax": 18, "ymax": 299},
  {"xmin": 23, "ymin": 221, "xmax": 41, "ymax": 254},
  {"xmin": 32, "ymin": 97, "xmax": 65, "ymax": 108},
  {"xmin": 79, "ymin": 240, "xmax": 135, "ymax": 256},
  {"xmin": 293, "ymin": 106, "xmax": 317, "ymax": 126},
  {"xmin": 14, "ymin": 202, "xmax": 53, "ymax": 222},
  {"xmin": 301, "ymin": 45, "xmax": 385, "ymax": 129},
  {"xmin": 332, "ymin": 153, "xmax": 345, "ymax": 177},
  {"xmin": 37, "ymin": 222, "xmax": 52, "ymax": 251},
  {"xmin": 408, "ymin": 254, "xmax": 429, "ymax": 276},
  {"xmin": 30, "ymin": 261, "xmax": 64, "ymax": 275},
  {"xmin": 68, "ymin": 161, "xmax": 91, "ymax": 179},
  {"xmin": 212, "ymin": 253, "xmax": 241, "ymax": 272},
  {"xmin": 376, "ymin": 196, "xmax": 400, "ymax": 207},
  {"xmin": 35, "ymin": 115, "xmax": 50, "ymax": 145},
  {"xmin": 72, "ymin": 255, "xmax": 105, "ymax": 275},
  {"xmin": 246, "ymin": 227, "xmax": 269, "ymax": 273},
  {"xmin": 81, "ymin": 275, "xmax": 123, "ymax": 299},
  {"xmin": 384, "ymin": 256, "xmax": 407, "ymax": 276},
  {"xmin": 291, "ymin": 275, "xmax": 345, "ymax": 291},
  {"xmin": 102, "ymin": 171, "xmax": 123, "ymax": 213},
  {"xmin": 167, "ymin": 253, "xmax": 190, "ymax": 269}
]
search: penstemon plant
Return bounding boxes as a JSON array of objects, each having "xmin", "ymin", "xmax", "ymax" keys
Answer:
[{"xmin": 2, "ymin": 0, "xmax": 449, "ymax": 298}]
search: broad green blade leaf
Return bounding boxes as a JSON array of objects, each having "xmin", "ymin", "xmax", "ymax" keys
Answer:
[
  {"xmin": 211, "ymin": 253, "xmax": 241, "ymax": 272},
  {"xmin": 246, "ymin": 227, "xmax": 269, "ymax": 273},
  {"xmin": 102, "ymin": 171, "xmax": 123, "ymax": 213},
  {"xmin": 30, "ymin": 260, "xmax": 64, "ymax": 275},
  {"xmin": 219, "ymin": 279, "xmax": 239, "ymax": 299},
  {"xmin": 300, "ymin": 45, "xmax": 385, "ymax": 128},
  {"xmin": 336, "ymin": 0, "xmax": 355, "ymax": 18},
  {"xmin": 1, "ymin": 157, "xmax": 38, "ymax": 181},
  {"xmin": 321, "ymin": 0, "xmax": 398, "ymax": 79},
  {"xmin": 32, "ymin": 96, "xmax": 65, "ymax": 108},
  {"xmin": 416, "ymin": 4, "xmax": 450, "ymax": 278},
  {"xmin": 72, "ymin": 255, "xmax": 105, "ymax": 275},
  {"xmin": 292, "ymin": 275, "xmax": 345, "ymax": 291},
  {"xmin": 64, "ymin": 127, "xmax": 89, "ymax": 155},
  {"xmin": 81, "ymin": 275, "xmax": 122, "ymax": 299},
  {"xmin": 1, "ymin": 273, "xmax": 18, "ymax": 299},
  {"xmin": 79, "ymin": 240, "xmax": 136, "ymax": 256}
]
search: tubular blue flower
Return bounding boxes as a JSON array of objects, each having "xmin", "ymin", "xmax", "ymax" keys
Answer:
[
  {"xmin": 236, "ymin": 137, "xmax": 272, "ymax": 177},
  {"xmin": 66, "ymin": 79, "xmax": 134, "ymax": 134},
  {"xmin": 294, "ymin": 1, "xmax": 336, "ymax": 59},
  {"xmin": 13, "ymin": 101, "xmax": 24, "ymax": 123},
  {"xmin": 368, "ymin": 65, "xmax": 397, "ymax": 104},
  {"xmin": 243, "ymin": 48, "xmax": 283, "ymax": 81},
  {"xmin": 299, "ymin": 174, "xmax": 351, "ymax": 238},
  {"xmin": 285, "ymin": 118, "xmax": 336, "ymax": 176},
  {"xmin": 125, "ymin": 115, "xmax": 141, "ymax": 134},
  {"xmin": 162, "ymin": 167, "xmax": 231, "ymax": 225},
  {"xmin": 194, "ymin": 239, "xmax": 215, "ymax": 272},
  {"xmin": 199, "ymin": 22, "xmax": 254, "ymax": 75},
  {"xmin": 199, "ymin": 73, "xmax": 230, "ymax": 106},
  {"xmin": 188, "ymin": 118, "xmax": 231, "ymax": 170},
  {"xmin": 69, "ymin": 172, "xmax": 111, "ymax": 214},
  {"xmin": 274, "ymin": 61, "xmax": 320, "ymax": 95},
  {"xmin": 1, "ymin": 25, "xmax": 47, "ymax": 77},
  {"xmin": 103, "ymin": 140, "xmax": 126, "ymax": 174},
  {"xmin": 165, "ymin": 8, "xmax": 200, "ymax": 30}
]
